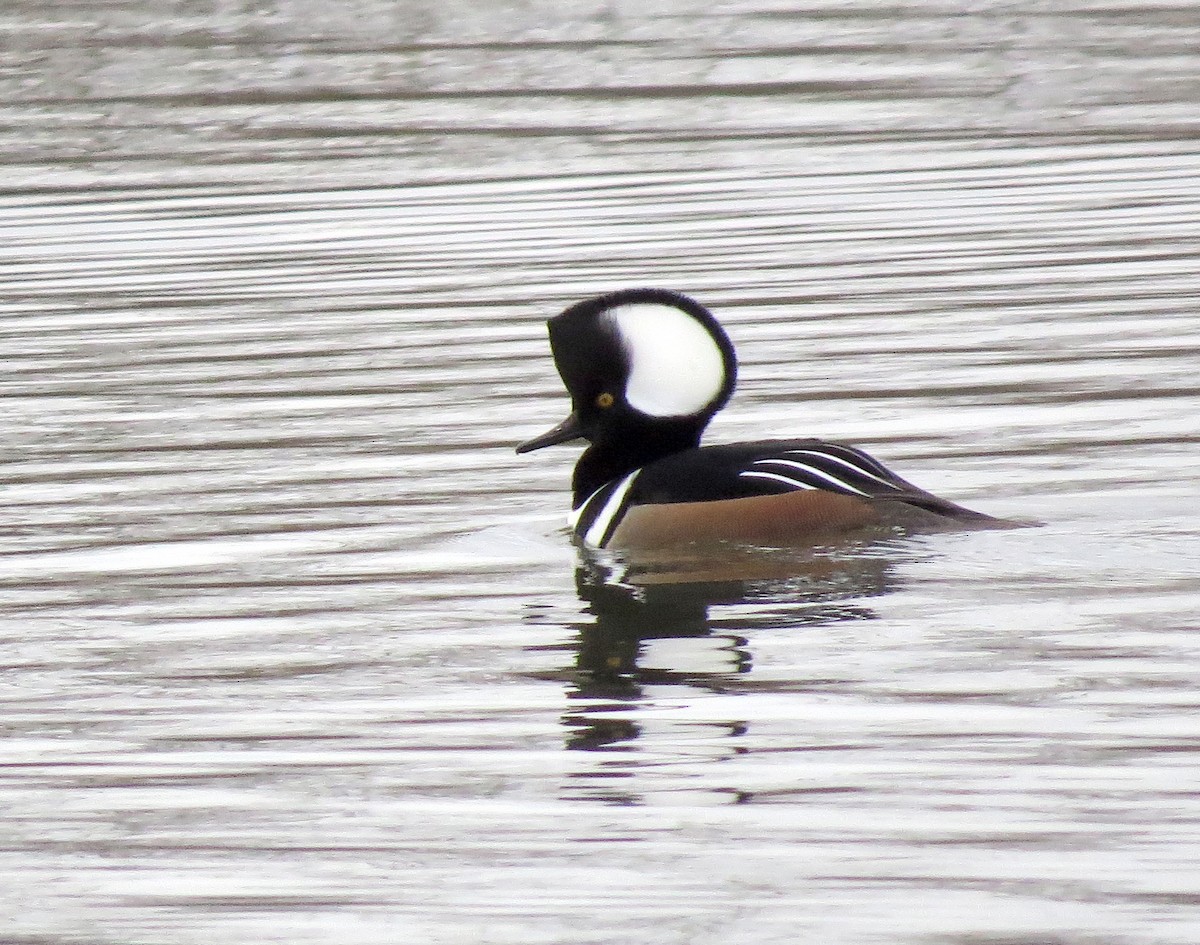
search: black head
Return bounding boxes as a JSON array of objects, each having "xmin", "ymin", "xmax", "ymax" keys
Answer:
[{"xmin": 517, "ymin": 289, "xmax": 738, "ymax": 496}]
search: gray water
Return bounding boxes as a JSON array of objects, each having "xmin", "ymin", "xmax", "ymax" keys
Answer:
[{"xmin": 3, "ymin": 2, "xmax": 1200, "ymax": 943}]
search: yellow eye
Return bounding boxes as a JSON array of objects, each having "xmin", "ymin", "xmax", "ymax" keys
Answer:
[{"xmin": 596, "ymin": 392, "xmax": 615, "ymax": 409}]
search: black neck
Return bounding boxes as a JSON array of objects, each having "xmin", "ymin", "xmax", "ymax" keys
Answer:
[{"xmin": 572, "ymin": 419, "xmax": 703, "ymax": 505}]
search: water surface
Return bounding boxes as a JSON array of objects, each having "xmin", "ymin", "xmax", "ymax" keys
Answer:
[{"xmin": 2, "ymin": 2, "xmax": 1200, "ymax": 943}]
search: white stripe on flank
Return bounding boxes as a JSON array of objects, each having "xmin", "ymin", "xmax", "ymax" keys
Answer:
[
  {"xmin": 583, "ymin": 470, "xmax": 640, "ymax": 547},
  {"xmin": 778, "ymin": 450, "xmax": 899, "ymax": 488}
]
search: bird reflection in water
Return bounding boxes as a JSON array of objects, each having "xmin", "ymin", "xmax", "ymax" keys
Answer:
[{"xmin": 531, "ymin": 540, "xmax": 909, "ymax": 778}]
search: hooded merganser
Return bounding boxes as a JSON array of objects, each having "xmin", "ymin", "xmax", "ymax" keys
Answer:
[{"xmin": 517, "ymin": 288, "xmax": 1004, "ymax": 550}]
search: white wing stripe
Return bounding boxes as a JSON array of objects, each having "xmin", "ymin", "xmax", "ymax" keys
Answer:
[
  {"xmin": 741, "ymin": 462, "xmax": 873, "ymax": 496},
  {"xmin": 739, "ymin": 470, "xmax": 818, "ymax": 491},
  {"xmin": 775, "ymin": 450, "xmax": 899, "ymax": 488}
]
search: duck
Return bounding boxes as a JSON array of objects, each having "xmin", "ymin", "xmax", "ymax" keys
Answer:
[{"xmin": 517, "ymin": 288, "xmax": 1004, "ymax": 550}]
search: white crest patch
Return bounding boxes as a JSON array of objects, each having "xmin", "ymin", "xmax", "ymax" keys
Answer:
[{"xmin": 605, "ymin": 303, "xmax": 726, "ymax": 417}]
